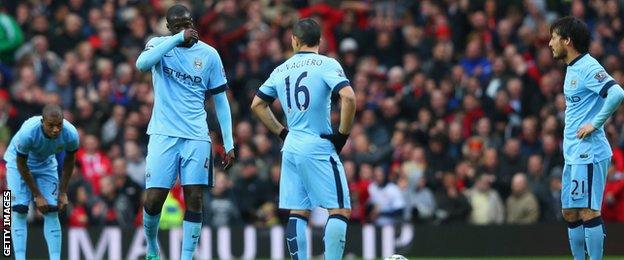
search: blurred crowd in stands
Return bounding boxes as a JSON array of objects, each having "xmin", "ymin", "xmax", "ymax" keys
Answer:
[{"xmin": 1, "ymin": 0, "xmax": 624, "ymax": 229}]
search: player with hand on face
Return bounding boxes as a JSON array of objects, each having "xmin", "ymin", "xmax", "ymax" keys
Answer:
[
  {"xmin": 549, "ymin": 16, "xmax": 624, "ymax": 260},
  {"xmin": 135, "ymin": 4, "xmax": 235, "ymax": 260},
  {"xmin": 251, "ymin": 18, "xmax": 356, "ymax": 260},
  {"xmin": 5, "ymin": 105, "xmax": 79, "ymax": 260}
]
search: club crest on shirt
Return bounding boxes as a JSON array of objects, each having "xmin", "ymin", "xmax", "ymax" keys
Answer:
[
  {"xmin": 594, "ymin": 71, "xmax": 607, "ymax": 83},
  {"xmin": 570, "ymin": 79, "xmax": 577, "ymax": 88},
  {"xmin": 194, "ymin": 58, "xmax": 202, "ymax": 70}
]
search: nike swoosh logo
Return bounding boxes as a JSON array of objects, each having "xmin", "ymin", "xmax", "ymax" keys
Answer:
[
  {"xmin": 286, "ymin": 238, "xmax": 296, "ymax": 242},
  {"xmin": 192, "ymin": 235, "xmax": 199, "ymax": 238},
  {"xmin": 164, "ymin": 54, "xmax": 173, "ymax": 57}
]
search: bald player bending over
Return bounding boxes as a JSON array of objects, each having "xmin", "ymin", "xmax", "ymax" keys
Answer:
[{"xmin": 5, "ymin": 105, "xmax": 79, "ymax": 260}]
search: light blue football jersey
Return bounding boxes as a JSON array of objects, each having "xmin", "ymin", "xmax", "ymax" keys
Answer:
[
  {"xmin": 144, "ymin": 37, "xmax": 227, "ymax": 141},
  {"xmin": 4, "ymin": 116, "xmax": 79, "ymax": 171},
  {"xmin": 563, "ymin": 54, "xmax": 616, "ymax": 164},
  {"xmin": 258, "ymin": 51, "xmax": 350, "ymax": 158}
]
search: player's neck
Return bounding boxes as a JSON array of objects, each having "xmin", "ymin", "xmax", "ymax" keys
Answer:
[
  {"xmin": 565, "ymin": 50, "xmax": 583, "ymax": 65},
  {"xmin": 297, "ymin": 46, "xmax": 318, "ymax": 54}
]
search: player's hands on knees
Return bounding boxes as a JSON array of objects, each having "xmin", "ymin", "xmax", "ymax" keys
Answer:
[
  {"xmin": 222, "ymin": 149, "xmax": 235, "ymax": 170},
  {"xmin": 576, "ymin": 123, "xmax": 596, "ymax": 139},
  {"xmin": 320, "ymin": 132, "xmax": 350, "ymax": 154},
  {"xmin": 183, "ymin": 29, "xmax": 199, "ymax": 44},
  {"xmin": 58, "ymin": 193, "xmax": 69, "ymax": 212},
  {"xmin": 34, "ymin": 195, "xmax": 50, "ymax": 214}
]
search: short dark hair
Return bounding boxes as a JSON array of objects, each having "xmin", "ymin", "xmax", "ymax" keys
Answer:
[
  {"xmin": 550, "ymin": 16, "xmax": 590, "ymax": 53},
  {"xmin": 293, "ymin": 18, "xmax": 321, "ymax": 47},
  {"xmin": 42, "ymin": 104, "xmax": 63, "ymax": 119},
  {"xmin": 166, "ymin": 4, "xmax": 191, "ymax": 23}
]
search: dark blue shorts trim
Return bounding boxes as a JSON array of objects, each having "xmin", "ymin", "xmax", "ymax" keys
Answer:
[
  {"xmin": 330, "ymin": 157, "xmax": 344, "ymax": 209},
  {"xmin": 587, "ymin": 163, "xmax": 593, "ymax": 208},
  {"xmin": 207, "ymin": 148, "xmax": 214, "ymax": 187}
]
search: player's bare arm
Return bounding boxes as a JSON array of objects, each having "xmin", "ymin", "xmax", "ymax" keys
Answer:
[
  {"xmin": 135, "ymin": 20, "xmax": 198, "ymax": 71},
  {"xmin": 251, "ymin": 96, "xmax": 286, "ymax": 138},
  {"xmin": 58, "ymin": 151, "xmax": 76, "ymax": 211},
  {"xmin": 337, "ymin": 86, "xmax": 356, "ymax": 135},
  {"xmin": 16, "ymin": 154, "xmax": 49, "ymax": 213}
]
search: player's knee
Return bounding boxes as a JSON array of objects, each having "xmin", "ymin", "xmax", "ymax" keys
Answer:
[
  {"xmin": 579, "ymin": 208, "xmax": 601, "ymax": 221},
  {"xmin": 185, "ymin": 191, "xmax": 203, "ymax": 212},
  {"xmin": 144, "ymin": 188, "xmax": 168, "ymax": 215},
  {"xmin": 144, "ymin": 198, "xmax": 164, "ymax": 215},
  {"xmin": 13, "ymin": 205, "xmax": 29, "ymax": 214},
  {"xmin": 290, "ymin": 210, "xmax": 311, "ymax": 219},
  {"xmin": 562, "ymin": 209, "xmax": 580, "ymax": 222},
  {"xmin": 328, "ymin": 208, "xmax": 351, "ymax": 218}
]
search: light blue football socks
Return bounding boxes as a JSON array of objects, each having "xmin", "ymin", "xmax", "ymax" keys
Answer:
[
  {"xmin": 324, "ymin": 214, "xmax": 348, "ymax": 260},
  {"xmin": 43, "ymin": 211, "xmax": 62, "ymax": 260},
  {"xmin": 181, "ymin": 211, "xmax": 202, "ymax": 260},
  {"xmin": 584, "ymin": 217, "xmax": 605, "ymax": 260}
]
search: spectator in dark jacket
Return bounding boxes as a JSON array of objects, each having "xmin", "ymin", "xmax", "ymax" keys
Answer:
[
  {"xmin": 233, "ymin": 159, "xmax": 272, "ymax": 223},
  {"xmin": 434, "ymin": 172, "xmax": 471, "ymax": 224}
]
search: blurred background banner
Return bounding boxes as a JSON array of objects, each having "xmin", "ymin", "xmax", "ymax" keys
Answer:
[{"xmin": 18, "ymin": 224, "xmax": 624, "ymax": 259}]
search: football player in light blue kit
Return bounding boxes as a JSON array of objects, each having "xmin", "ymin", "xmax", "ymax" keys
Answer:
[
  {"xmin": 549, "ymin": 16, "xmax": 624, "ymax": 260},
  {"xmin": 5, "ymin": 105, "xmax": 79, "ymax": 260},
  {"xmin": 135, "ymin": 4, "xmax": 235, "ymax": 260},
  {"xmin": 251, "ymin": 18, "xmax": 356, "ymax": 260}
]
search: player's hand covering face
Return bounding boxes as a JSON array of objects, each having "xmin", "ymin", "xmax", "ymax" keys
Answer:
[{"xmin": 167, "ymin": 15, "xmax": 198, "ymax": 47}]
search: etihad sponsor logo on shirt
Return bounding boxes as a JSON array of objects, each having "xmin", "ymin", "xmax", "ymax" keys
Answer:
[{"xmin": 163, "ymin": 66, "xmax": 202, "ymax": 85}]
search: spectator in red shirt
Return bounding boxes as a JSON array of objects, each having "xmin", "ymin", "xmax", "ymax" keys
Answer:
[
  {"xmin": 76, "ymin": 134, "xmax": 112, "ymax": 194},
  {"xmin": 602, "ymin": 166, "xmax": 624, "ymax": 222},
  {"xmin": 67, "ymin": 186, "xmax": 91, "ymax": 227}
]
